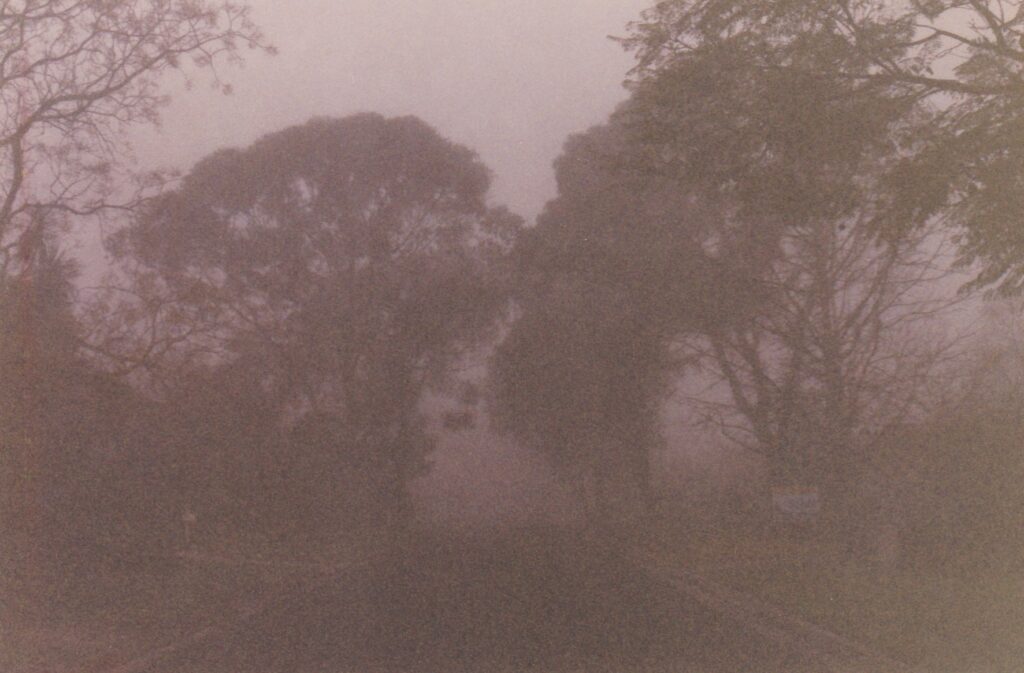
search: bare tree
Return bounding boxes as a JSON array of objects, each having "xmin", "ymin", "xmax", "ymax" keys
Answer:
[
  {"xmin": 684, "ymin": 212, "xmax": 962, "ymax": 523},
  {"xmin": 0, "ymin": 0, "xmax": 272, "ymax": 271}
]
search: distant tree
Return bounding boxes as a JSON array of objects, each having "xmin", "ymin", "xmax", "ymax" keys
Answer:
[
  {"xmin": 0, "ymin": 0, "xmax": 272, "ymax": 271},
  {"xmin": 491, "ymin": 118, "xmax": 758, "ymax": 533},
  {"xmin": 109, "ymin": 114, "xmax": 522, "ymax": 533},
  {"xmin": 620, "ymin": 0, "xmax": 1024, "ymax": 295},
  {"xmin": 492, "ymin": 279, "xmax": 668, "ymax": 531}
]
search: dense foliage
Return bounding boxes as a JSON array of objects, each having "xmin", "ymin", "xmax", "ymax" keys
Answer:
[
  {"xmin": 110, "ymin": 114, "xmax": 521, "ymax": 532},
  {"xmin": 621, "ymin": 0, "xmax": 1024, "ymax": 295}
]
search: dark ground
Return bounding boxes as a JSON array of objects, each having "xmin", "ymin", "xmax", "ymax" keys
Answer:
[{"xmin": 154, "ymin": 526, "xmax": 817, "ymax": 673}]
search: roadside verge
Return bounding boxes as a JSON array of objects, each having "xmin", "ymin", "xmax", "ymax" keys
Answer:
[{"xmin": 637, "ymin": 547, "xmax": 918, "ymax": 673}]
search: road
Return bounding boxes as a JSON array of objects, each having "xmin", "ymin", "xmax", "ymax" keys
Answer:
[{"xmin": 148, "ymin": 527, "xmax": 820, "ymax": 673}]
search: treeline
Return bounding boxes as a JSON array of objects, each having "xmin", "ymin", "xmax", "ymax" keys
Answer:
[{"xmin": 3, "ymin": 0, "xmax": 1024, "ymax": 578}]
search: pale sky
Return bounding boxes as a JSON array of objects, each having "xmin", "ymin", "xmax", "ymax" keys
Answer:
[{"xmin": 131, "ymin": 0, "xmax": 649, "ymax": 223}]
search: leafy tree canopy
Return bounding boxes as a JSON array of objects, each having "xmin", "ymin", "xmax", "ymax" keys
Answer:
[
  {"xmin": 620, "ymin": 0, "xmax": 1024, "ymax": 294},
  {"xmin": 491, "ymin": 115, "xmax": 767, "ymax": 523},
  {"xmin": 110, "ymin": 113, "xmax": 522, "ymax": 523}
]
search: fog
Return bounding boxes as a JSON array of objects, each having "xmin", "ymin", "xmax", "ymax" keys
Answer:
[
  {"xmin": 5, "ymin": 2, "xmax": 1024, "ymax": 672},
  {"xmin": 132, "ymin": 0, "xmax": 647, "ymax": 220}
]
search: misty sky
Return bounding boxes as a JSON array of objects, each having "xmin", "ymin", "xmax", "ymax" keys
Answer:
[{"xmin": 130, "ymin": 0, "xmax": 649, "ymax": 223}]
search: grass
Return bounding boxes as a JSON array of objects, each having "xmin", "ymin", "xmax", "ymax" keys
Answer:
[
  {"xmin": 0, "ymin": 549, "xmax": 267, "ymax": 673},
  {"xmin": 0, "ymin": 529, "xmax": 389, "ymax": 673},
  {"xmin": 653, "ymin": 522, "xmax": 1024, "ymax": 673}
]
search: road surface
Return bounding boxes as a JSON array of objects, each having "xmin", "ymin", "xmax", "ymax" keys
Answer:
[{"xmin": 147, "ymin": 527, "xmax": 820, "ymax": 673}]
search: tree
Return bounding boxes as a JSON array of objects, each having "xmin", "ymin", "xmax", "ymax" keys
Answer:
[
  {"xmin": 0, "ymin": 237, "xmax": 81, "ymax": 549},
  {"xmin": 0, "ymin": 0, "xmax": 272, "ymax": 270},
  {"xmin": 0, "ymin": 236, "xmax": 162, "ymax": 597},
  {"xmin": 683, "ymin": 203, "xmax": 958, "ymax": 535},
  {"xmin": 880, "ymin": 298, "xmax": 1024, "ymax": 569},
  {"xmin": 143, "ymin": 358, "xmax": 284, "ymax": 546},
  {"xmin": 604, "ymin": 3, "xmax": 977, "ymax": 531},
  {"xmin": 109, "ymin": 114, "xmax": 521, "ymax": 533},
  {"xmin": 620, "ymin": 0, "xmax": 1024, "ymax": 294},
  {"xmin": 492, "ymin": 278, "xmax": 669, "ymax": 532},
  {"xmin": 491, "ymin": 117, "xmax": 759, "ymax": 533}
]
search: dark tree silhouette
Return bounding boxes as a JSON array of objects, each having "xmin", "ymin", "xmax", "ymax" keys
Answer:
[
  {"xmin": 109, "ymin": 114, "xmax": 521, "ymax": 534},
  {"xmin": 491, "ymin": 116, "xmax": 759, "ymax": 534},
  {"xmin": 0, "ymin": 236, "xmax": 161, "ymax": 598}
]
